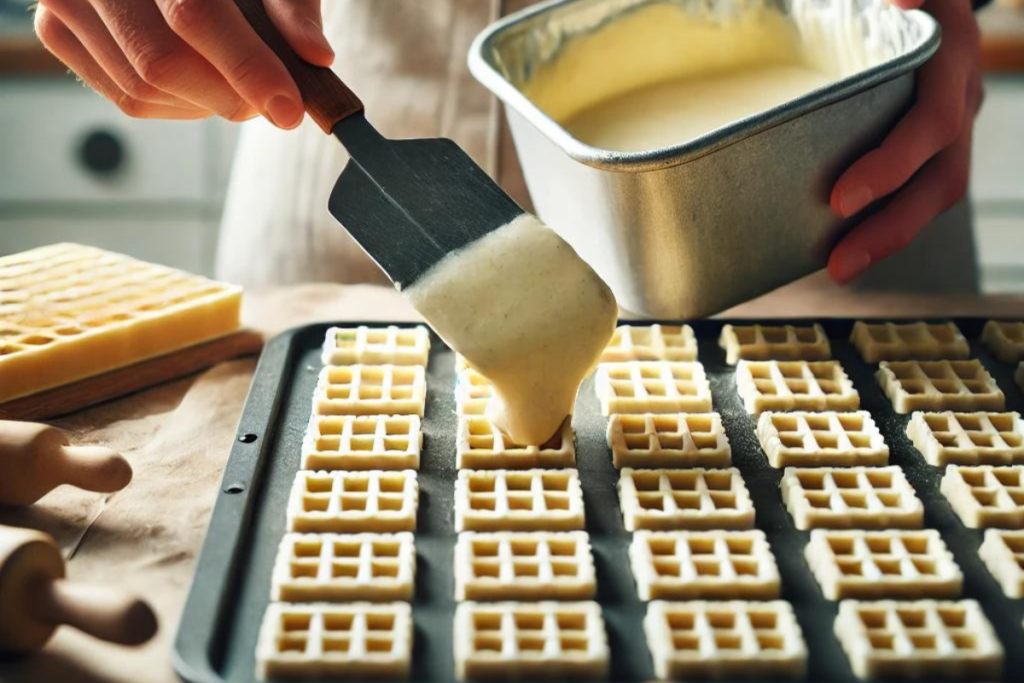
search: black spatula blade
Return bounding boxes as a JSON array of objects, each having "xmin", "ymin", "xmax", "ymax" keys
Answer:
[{"xmin": 328, "ymin": 114, "xmax": 524, "ymax": 289}]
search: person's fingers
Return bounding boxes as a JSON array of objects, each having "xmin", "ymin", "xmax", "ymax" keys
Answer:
[
  {"xmin": 264, "ymin": 0, "xmax": 334, "ymax": 67},
  {"xmin": 153, "ymin": 0, "xmax": 305, "ymax": 128},
  {"xmin": 38, "ymin": 0, "xmax": 186, "ymax": 108},
  {"xmin": 827, "ymin": 120, "xmax": 974, "ymax": 283},
  {"xmin": 34, "ymin": 6, "xmax": 210, "ymax": 119},
  {"xmin": 829, "ymin": 0, "xmax": 978, "ymax": 218},
  {"xmin": 889, "ymin": 0, "xmax": 926, "ymax": 9},
  {"xmin": 86, "ymin": 0, "xmax": 258, "ymax": 121}
]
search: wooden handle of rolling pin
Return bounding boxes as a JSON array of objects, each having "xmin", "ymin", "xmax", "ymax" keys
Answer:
[
  {"xmin": 35, "ymin": 579, "xmax": 158, "ymax": 647},
  {"xmin": 0, "ymin": 420, "xmax": 132, "ymax": 506},
  {"xmin": 230, "ymin": 0, "xmax": 363, "ymax": 133}
]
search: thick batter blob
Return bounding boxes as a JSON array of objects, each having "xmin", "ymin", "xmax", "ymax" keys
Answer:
[{"xmin": 407, "ymin": 215, "xmax": 617, "ymax": 445}]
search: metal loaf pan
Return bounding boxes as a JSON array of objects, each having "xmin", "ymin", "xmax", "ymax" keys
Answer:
[
  {"xmin": 174, "ymin": 318, "xmax": 1024, "ymax": 683},
  {"xmin": 469, "ymin": 0, "xmax": 940, "ymax": 318}
]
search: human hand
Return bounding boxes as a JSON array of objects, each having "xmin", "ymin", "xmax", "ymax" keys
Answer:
[
  {"xmin": 826, "ymin": 0, "xmax": 983, "ymax": 283},
  {"xmin": 34, "ymin": 0, "xmax": 334, "ymax": 128}
]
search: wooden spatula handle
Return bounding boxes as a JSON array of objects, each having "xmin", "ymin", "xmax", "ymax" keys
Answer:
[{"xmin": 231, "ymin": 0, "xmax": 363, "ymax": 133}]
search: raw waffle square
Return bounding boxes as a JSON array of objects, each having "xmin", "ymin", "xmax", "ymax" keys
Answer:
[
  {"xmin": 256, "ymin": 602, "xmax": 412, "ymax": 679},
  {"xmin": 321, "ymin": 325, "xmax": 430, "ymax": 366},
  {"xmin": 756, "ymin": 411, "xmax": 888, "ymax": 468},
  {"xmin": 271, "ymin": 533, "xmax": 416, "ymax": 602},
  {"xmin": 980, "ymin": 320, "xmax": 1024, "ymax": 363},
  {"xmin": 606, "ymin": 413, "xmax": 731, "ymax": 469},
  {"xmin": 629, "ymin": 530, "xmax": 780, "ymax": 600},
  {"xmin": 718, "ymin": 323, "xmax": 830, "ymax": 365},
  {"xmin": 287, "ymin": 470, "xmax": 418, "ymax": 533},
  {"xmin": 301, "ymin": 415, "xmax": 422, "ymax": 470},
  {"xmin": 594, "ymin": 361, "xmax": 712, "ymax": 415},
  {"xmin": 455, "ymin": 469, "xmax": 585, "ymax": 532},
  {"xmin": 644, "ymin": 600, "xmax": 807, "ymax": 681},
  {"xmin": 601, "ymin": 324, "xmax": 697, "ymax": 362},
  {"xmin": 0, "ymin": 243, "xmax": 243, "ymax": 403},
  {"xmin": 454, "ymin": 601, "xmax": 608, "ymax": 680},
  {"xmin": 456, "ymin": 415, "xmax": 575, "ymax": 470},
  {"xmin": 313, "ymin": 365, "xmax": 427, "ymax": 416},
  {"xmin": 850, "ymin": 321, "xmax": 970, "ymax": 363},
  {"xmin": 940, "ymin": 465, "xmax": 1024, "ymax": 528},
  {"xmin": 735, "ymin": 360, "xmax": 859, "ymax": 414},
  {"xmin": 781, "ymin": 466, "xmax": 924, "ymax": 530},
  {"xmin": 907, "ymin": 412, "xmax": 1024, "ymax": 467},
  {"xmin": 805, "ymin": 530, "xmax": 962, "ymax": 600},
  {"xmin": 834, "ymin": 600, "xmax": 1003, "ymax": 681},
  {"xmin": 978, "ymin": 529, "xmax": 1024, "ymax": 598},
  {"xmin": 618, "ymin": 468, "xmax": 755, "ymax": 531},
  {"xmin": 454, "ymin": 531, "xmax": 596, "ymax": 601},
  {"xmin": 455, "ymin": 368, "xmax": 493, "ymax": 416},
  {"xmin": 876, "ymin": 360, "xmax": 1004, "ymax": 414}
]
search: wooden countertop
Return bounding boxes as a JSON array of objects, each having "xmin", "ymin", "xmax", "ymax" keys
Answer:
[{"xmin": 3, "ymin": 4, "xmax": 1024, "ymax": 76}]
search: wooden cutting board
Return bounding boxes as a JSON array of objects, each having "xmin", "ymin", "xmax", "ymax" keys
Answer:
[{"xmin": 0, "ymin": 330, "xmax": 264, "ymax": 421}]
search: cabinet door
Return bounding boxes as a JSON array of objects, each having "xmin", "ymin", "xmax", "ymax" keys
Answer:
[
  {"xmin": 0, "ymin": 81, "xmax": 214, "ymax": 204},
  {"xmin": 0, "ymin": 217, "xmax": 217, "ymax": 276}
]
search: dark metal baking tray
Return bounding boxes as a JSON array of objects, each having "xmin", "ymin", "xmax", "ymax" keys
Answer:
[{"xmin": 173, "ymin": 318, "xmax": 1024, "ymax": 683}]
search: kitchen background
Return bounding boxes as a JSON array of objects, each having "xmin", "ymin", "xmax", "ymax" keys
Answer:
[{"xmin": 0, "ymin": 0, "xmax": 1021, "ymax": 290}]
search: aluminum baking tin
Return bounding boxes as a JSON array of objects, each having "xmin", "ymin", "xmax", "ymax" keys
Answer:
[{"xmin": 469, "ymin": 0, "xmax": 940, "ymax": 318}]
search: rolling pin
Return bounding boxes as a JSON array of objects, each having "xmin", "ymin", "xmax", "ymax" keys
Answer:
[
  {"xmin": 0, "ymin": 525, "xmax": 157, "ymax": 653},
  {"xmin": 0, "ymin": 420, "xmax": 132, "ymax": 506}
]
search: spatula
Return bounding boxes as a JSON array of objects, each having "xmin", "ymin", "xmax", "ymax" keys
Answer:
[{"xmin": 232, "ymin": 0, "xmax": 524, "ymax": 289}]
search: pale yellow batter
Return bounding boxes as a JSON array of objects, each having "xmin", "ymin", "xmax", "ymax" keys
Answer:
[
  {"xmin": 407, "ymin": 215, "xmax": 617, "ymax": 445},
  {"xmin": 565, "ymin": 64, "xmax": 832, "ymax": 152}
]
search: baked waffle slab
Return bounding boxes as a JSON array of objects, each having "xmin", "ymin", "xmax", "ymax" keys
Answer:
[
  {"xmin": 850, "ymin": 320, "xmax": 970, "ymax": 363},
  {"xmin": 877, "ymin": 360, "xmax": 1004, "ymax": 414},
  {"xmin": 606, "ymin": 413, "xmax": 731, "ymax": 469},
  {"xmin": 644, "ymin": 600, "xmax": 807, "ymax": 680},
  {"xmin": 981, "ymin": 320, "xmax": 1024, "ymax": 364},
  {"xmin": 618, "ymin": 468, "xmax": 755, "ymax": 531},
  {"xmin": 756, "ymin": 411, "xmax": 889, "ymax": 468},
  {"xmin": 907, "ymin": 411, "xmax": 1024, "ymax": 467},
  {"xmin": 719, "ymin": 323, "xmax": 831, "ymax": 364},
  {"xmin": 454, "ymin": 601, "xmax": 608, "ymax": 680},
  {"xmin": 0, "ymin": 243, "xmax": 242, "ymax": 403},
  {"xmin": 601, "ymin": 324, "xmax": 697, "ymax": 362},
  {"xmin": 176, "ymin": 318, "xmax": 1024, "ymax": 683},
  {"xmin": 979, "ymin": 529, "xmax": 1024, "ymax": 598},
  {"xmin": 735, "ymin": 360, "xmax": 859, "ymax": 414},
  {"xmin": 594, "ymin": 361, "xmax": 712, "ymax": 415},
  {"xmin": 834, "ymin": 599, "xmax": 1003, "ymax": 680},
  {"xmin": 321, "ymin": 325, "xmax": 430, "ymax": 366},
  {"xmin": 781, "ymin": 466, "xmax": 924, "ymax": 530},
  {"xmin": 940, "ymin": 465, "xmax": 1024, "ymax": 528}
]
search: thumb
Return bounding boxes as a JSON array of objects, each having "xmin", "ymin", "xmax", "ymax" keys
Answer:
[
  {"xmin": 890, "ymin": 0, "xmax": 927, "ymax": 9},
  {"xmin": 264, "ymin": 0, "xmax": 335, "ymax": 67}
]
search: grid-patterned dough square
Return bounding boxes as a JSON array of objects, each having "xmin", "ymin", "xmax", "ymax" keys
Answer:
[
  {"xmin": 594, "ymin": 362, "xmax": 712, "ymax": 415},
  {"xmin": 454, "ymin": 601, "xmax": 608, "ymax": 680},
  {"xmin": 256, "ymin": 602, "xmax": 413, "ymax": 679},
  {"xmin": 850, "ymin": 321, "xmax": 970, "ymax": 363},
  {"xmin": 907, "ymin": 412, "xmax": 1024, "ymax": 467},
  {"xmin": 876, "ymin": 360, "xmax": 1004, "ymax": 414},
  {"xmin": 271, "ymin": 533, "xmax": 416, "ymax": 602},
  {"xmin": 735, "ymin": 361, "xmax": 859, "ymax": 414},
  {"xmin": 718, "ymin": 323, "xmax": 831, "ymax": 365},
  {"xmin": 321, "ymin": 325, "xmax": 430, "ymax": 366},
  {"xmin": 0, "ymin": 243, "xmax": 243, "ymax": 403},
  {"xmin": 618, "ymin": 468, "xmax": 755, "ymax": 531},
  {"xmin": 805, "ymin": 530, "xmax": 961, "ymax": 600},
  {"xmin": 781, "ymin": 467, "xmax": 923, "ymax": 530},
  {"xmin": 981, "ymin": 320, "xmax": 1024, "ymax": 364},
  {"xmin": 940, "ymin": 465, "xmax": 1024, "ymax": 528},
  {"xmin": 756, "ymin": 411, "xmax": 888, "ymax": 468},
  {"xmin": 630, "ymin": 530, "xmax": 780, "ymax": 600},
  {"xmin": 607, "ymin": 413, "xmax": 731, "ymax": 469},
  {"xmin": 455, "ymin": 369, "xmax": 493, "ymax": 416},
  {"xmin": 834, "ymin": 600, "xmax": 1003, "ymax": 681},
  {"xmin": 454, "ymin": 531, "xmax": 596, "ymax": 601},
  {"xmin": 313, "ymin": 365, "xmax": 427, "ymax": 416},
  {"xmin": 644, "ymin": 600, "xmax": 807, "ymax": 681},
  {"xmin": 457, "ymin": 415, "xmax": 575, "ymax": 470},
  {"xmin": 455, "ymin": 469, "xmax": 585, "ymax": 532},
  {"xmin": 287, "ymin": 470, "xmax": 418, "ymax": 533},
  {"xmin": 601, "ymin": 324, "xmax": 698, "ymax": 362},
  {"xmin": 979, "ymin": 529, "xmax": 1024, "ymax": 598},
  {"xmin": 302, "ymin": 415, "xmax": 422, "ymax": 470}
]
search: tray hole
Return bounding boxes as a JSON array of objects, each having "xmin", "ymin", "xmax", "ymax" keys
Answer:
[
  {"xmin": 224, "ymin": 481, "xmax": 246, "ymax": 495},
  {"xmin": 238, "ymin": 433, "xmax": 258, "ymax": 443}
]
